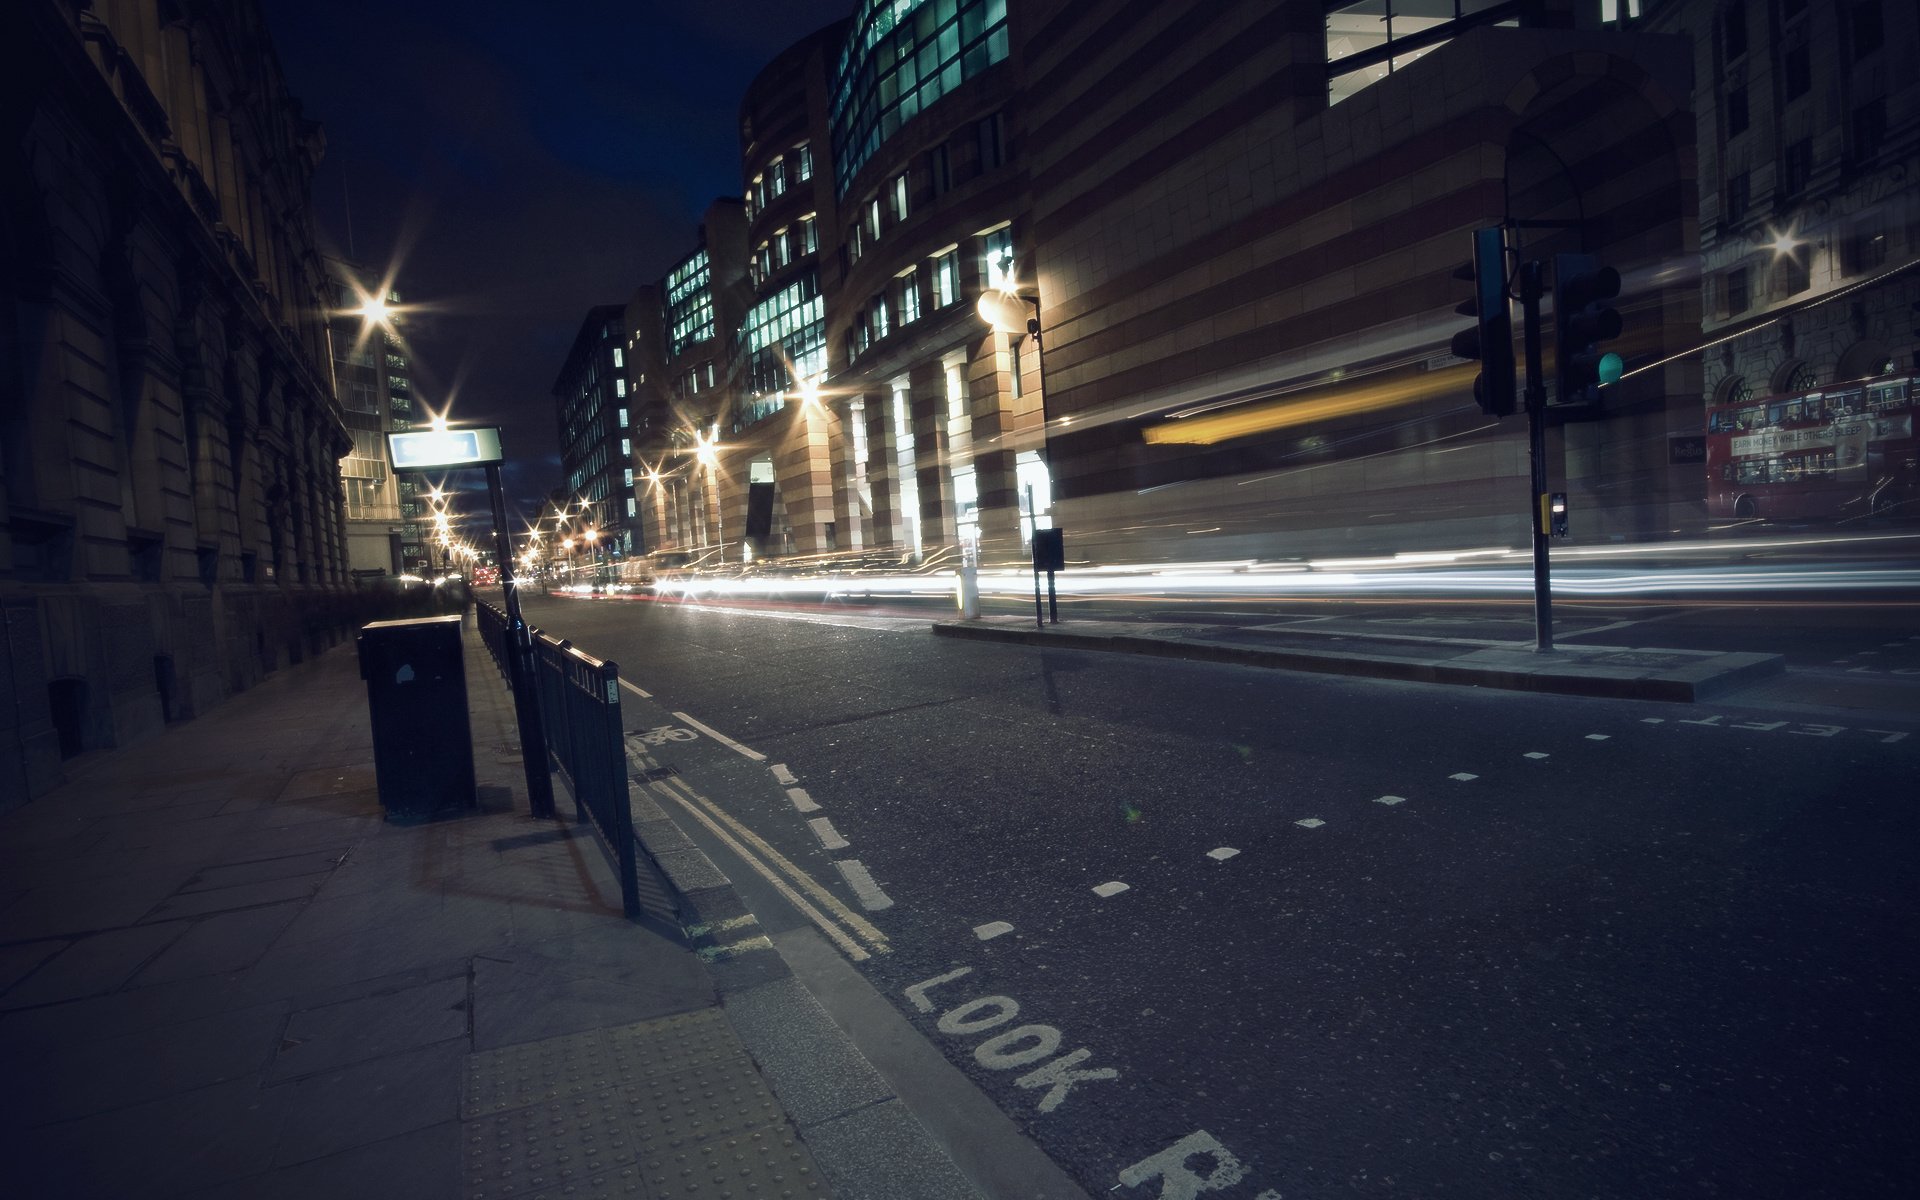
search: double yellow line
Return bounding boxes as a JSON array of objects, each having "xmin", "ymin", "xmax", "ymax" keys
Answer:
[{"xmin": 651, "ymin": 774, "xmax": 891, "ymax": 962}]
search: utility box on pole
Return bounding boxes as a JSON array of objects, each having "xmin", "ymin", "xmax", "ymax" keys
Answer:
[{"xmin": 357, "ymin": 614, "xmax": 476, "ymax": 822}]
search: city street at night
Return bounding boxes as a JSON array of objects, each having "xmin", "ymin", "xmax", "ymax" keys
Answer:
[
  {"xmin": 9, "ymin": 0, "xmax": 1920, "ymax": 1196},
  {"xmin": 507, "ymin": 581, "xmax": 1919, "ymax": 1197}
]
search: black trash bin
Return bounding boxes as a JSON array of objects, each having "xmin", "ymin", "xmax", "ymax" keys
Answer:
[{"xmin": 357, "ymin": 614, "xmax": 476, "ymax": 822}]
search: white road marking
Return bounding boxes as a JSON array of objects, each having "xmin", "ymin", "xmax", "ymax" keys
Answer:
[
  {"xmin": 1586, "ymin": 733, "xmax": 1611, "ymax": 741},
  {"xmin": 1525, "ymin": 751, "xmax": 1549, "ymax": 759},
  {"xmin": 1092, "ymin": 881, "xmax": 1130, "ymax": 898},
  {"xmin": 1641, "ymin": 717, "xmax": 1666, "ymax": 723},
  {"xmin": 833, "ymin": 859, "xmax": 894, "ymax": 910},
  {"xmin": 671, "ymin": 710, "xmax": 766, "ymax": 761},
  {"xmin": 654, "ymin": 776, "xmax": 888, "ymax": 956},
  {"xmin": 808, "ymin": 816, "xmax": 850, "ymax": 850},
  {"xmin": 656, "ymin": 783, "xmax": 874, "ymax": 962},
  {"xmin": 786, "ymin": 787, "xmax": 821, "ymax": 812},
  {"xmin": 1205, "ymin": 847, "xmax": 1240, "ymax": 861},
  {"xmin": 1449, "ymin": 772, "xmax": 1478, "ymax": 781},
  {"xmin": 770, "ymin": 763, "xmax": 798, "ymax": 785},
  {"xmin": 974, "ymin": 921, "xmax": 1014, "ymax": 940},
  {"xmin": 617, "ymin": 677, "xmax": 652, "ymax": 699},
  {"xmin": 1374, "ymin": 795, "xmax": 1406, "ymax": 806},
  {"xmin": 1295, "ymin": 818, "xmax": 1325, "ymax": 828},
  {"xmin": 904, "ymin": 967, "xmax": 973, "ymax": 1012}
]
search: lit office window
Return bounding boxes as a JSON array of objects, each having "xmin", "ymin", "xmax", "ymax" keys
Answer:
[
  {"xmin": 829, "ymin": 0, "xmax": 1011, "ymax": 196},
  {"xmin": 871, "ymin": 294, "xmax": 890, "ymax": 341},
  {"xmin": 800, "ymin": 214, "xmax": 818, "ymax": 254},
  {"xmin": 621, "ymin": 438, "xmax": 631, "ymax": 457},
  {"xmin": 898, "ymin": 267, "xmax": 921, "ymax": 324},
  {"xmin": 620, "ymin": 408, "xmax": 629, "ymax": 427},
  {"xmin": 1325, "ymin": 0, "xmax": 1516, "ymax": 107},
  {"xmin": 891, "ymin": 172, "xmax": 910, "ymax": 223},
  {"xmin": 613, "ymin": 347, "xmax": 624, "ymax": 368},
  {"xmin": 665, "ymin": 249, "xmax": 715, "ymax": 357},
  {"xmin": 774, "ymin": 229, "xmax": 790, "ymax": 268},
  {"xmin": 932, "ymin": 248, "xmax": 958, "ymax": 307},
  {"xmin": 982, "ymin": 226, "xmax": 1014, "ymax": 291},
  {"xmin": 866, "ymin": 197, "xmax": 883, "ymax": 240},
  {"xmin": 796, "ymin": 142, "xmax": 813, "ymax": 180},
  {"xmin": 616, "ymin": 379, "xmax": 626, "ymax": 397},
  {"xmin": 769, "ymin": 155, "xmax": 787, "ymax": 197}
]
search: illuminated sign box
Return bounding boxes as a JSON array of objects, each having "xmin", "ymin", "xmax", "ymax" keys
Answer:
[{"xmin": 387, "ymin": 427, "xmax": 504, "ymax": 471}]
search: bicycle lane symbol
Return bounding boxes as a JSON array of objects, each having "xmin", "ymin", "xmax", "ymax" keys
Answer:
[{"xmin": 633, "ymin": 724, "xmax": 699, "ymax": 747}]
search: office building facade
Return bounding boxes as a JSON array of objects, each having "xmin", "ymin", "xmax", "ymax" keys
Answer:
[{"xmin": 3, "ymin": 1, "xmax": 352, "ymax": 802}]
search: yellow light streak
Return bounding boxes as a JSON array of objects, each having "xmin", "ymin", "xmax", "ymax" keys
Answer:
[{"xmin": 1143, "ymin": 366, "xmax": 1475, "ymax": 446}]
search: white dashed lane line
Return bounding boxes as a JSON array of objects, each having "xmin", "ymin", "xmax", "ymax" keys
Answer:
[
  {"xmin": 1525, "ymin": 751, "xmax": 1550, "ymax": 759},
  {"xmin": 770, "ymin": 762, "xmax": 798, "ymax": 785},
  {"xmin": 833, "ymin": 859, "xmax": 894, "ymax": 911},
  {"xmin": 785, "ymin": 787, "xmax": 820, "ymax": 813},
  {"xmin": 1449, "ymin": 772, "xmax": 1478, "ymax": 781},
  {"xmin": 1374, "ymin": 795, "xmax": 1406, "ymax": 806},
  {"xmin": 1206, "ymin": 847, "xmax": 1240, "ymax": 861},
  {"xmin": 1294, "ymin": 818, "xmax": 1325, "ymax": 829},
  {"xmin": 807, "ymin": 816, "xmax": 850, "ymax": 850},
  {"xmin": 974, "ymin": 921, "xmax": 1014, "ymax": 941},
  {"xmin": 1092, "ymin": 881, "xmax": 1130, "ymax": 898}
]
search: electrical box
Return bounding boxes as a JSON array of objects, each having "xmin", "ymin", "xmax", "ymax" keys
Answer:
[{"xmin": 1031, "ymin": 527, "xmax": 1065, "ymax": 572}]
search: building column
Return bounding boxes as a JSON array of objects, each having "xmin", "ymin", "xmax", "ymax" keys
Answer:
[{"xmin": 778, "ymin": 401, "xmax": 837, "ymax": 555}]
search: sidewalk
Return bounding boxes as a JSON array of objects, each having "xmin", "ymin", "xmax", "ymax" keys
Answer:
[
  {"xmin": 933, "ymin": 614, "xmax": 1785, "ymax": 701},
  {"xmin": 0, "ymin": 617, "xmax": 972, "ymax": 1199}
]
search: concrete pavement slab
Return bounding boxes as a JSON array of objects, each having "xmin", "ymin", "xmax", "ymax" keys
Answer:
[
  {"xmin": 132, "ymin": 899, "xmax": 307, "ymax": 986},
  {"xmin": 0, "ymin": 921, "xmax": 188, "ymax": 1009},
  {"xmin": 267, "ymin": 1038, "xmax": 468, "ymax": 1167},
  {"xmin": 13, "ymin": 1000, "xmax": 286, "ymax": 1127},
  {"xmin": 185, "ymin": 1121, "xmax": 463, "ymax": 1200},
  {"xmin": 804, "ymin": 1099, "xmax": 982, "ymax": 1200},
  {"xmin": 13, "ymin": 1075, "xmax": 287, "ymax": 1198},
  {"xmin": 268, "ymin": 974, "xmax": 469, "ymax": 1082}
]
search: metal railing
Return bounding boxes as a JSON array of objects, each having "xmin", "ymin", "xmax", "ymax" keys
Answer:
[
  {"xmin": 475, "ymin": 599, "xmax": 511, "ymax": 682},
  {"xmin": 475, "ymin": 600, "xmax": 639, "ymax": 917}
]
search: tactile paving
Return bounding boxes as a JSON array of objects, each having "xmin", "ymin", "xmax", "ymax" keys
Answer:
[
  {"xmin": 463, "ymin": 1011, "xmax": 821, "ymax": 1199},
  {"xmin": 464, "ymin": 1092, "xmax": 638, "ymax": 1199},
  {"xmin": 464, "ymin": 1028, "xmax": 618, "ymax": 1119},
  {"xmin": 639, "ymin": 1124, "xmax": 829, "ymax": 1198}
]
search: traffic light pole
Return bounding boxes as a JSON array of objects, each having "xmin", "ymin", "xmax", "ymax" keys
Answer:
[
  {"xmin": 486, "ymin": 464, "xmax": 557, "ymax": 819},
  {"xmin": 1518, "ymin": 260, "xmax": 1553, "ymax": 652}
]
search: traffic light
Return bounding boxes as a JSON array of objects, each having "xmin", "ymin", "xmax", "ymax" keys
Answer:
[
  {"xmin": 1451, "ymin": 227, "xmax": 1516, "ymax": 417},
  {"xmin": 1553, "ymin": 253, "xmax": 1623, "ymax": 407}
]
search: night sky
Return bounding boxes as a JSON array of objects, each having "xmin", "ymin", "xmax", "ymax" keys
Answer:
[{"xmin": 260, "ymin": 0, "xmax": 851, "ymax": 521}]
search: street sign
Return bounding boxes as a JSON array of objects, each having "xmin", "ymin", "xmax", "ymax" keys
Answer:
[{"xmin": 387, "ymin": 426, "xmax": 504, "ymax": 471}]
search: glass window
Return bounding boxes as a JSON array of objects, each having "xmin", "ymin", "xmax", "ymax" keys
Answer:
[
  {"xmin": 1725, "ymin": 170, "xmax": 1749, "ymax": 222},
  {"xmin": 1727, "ymin": 87, "xmax": 1748, "ymax": 137},
  {"xmin": 1722, "ymin": 4, "xmax": 1747, "ymax": 59},
  {"xmin": 899, "ymin": 267, "xmax": 921, "ymax": 324},
  {"xmin": 773, "ymin": 229, "xmax": 790, "ymax": 268},
  {"xmin": 621, "ymin": 438, "xmax": 631, "ymax": 457},
  {"xmin": 929, "ymin": 143, "xmax": 951, "ymax": 196},
  {"xmin": 620, "ymin": 408, "xmax": 629, "ymax": 427},
  {"xmin": 892, "ymin": 172, "xmax": 910, "ymax": 222},
  {"xmin": 828, "ymin": 0, "xmax": 1011, "ymax": 196},
  {"xmin": 1784, "ymin": 42, "xmax": 1810, "ymax": 100},
  {"xmin": 769, "ymin": 155, "xmax": 787, "ymax": 196},
  {"xmin": 800, "ymin": 214, "xmax": 818, "ymax": 254},
  {"xmin": 612, "ymin": 347, "xmax": 623, "ymax": 368},
  {"xmin": 932, "ymin": 248, "xmax": 958, "ymax": 307},
  {"xmin": 1726, "ymin": 267, "xmax": 1749, "ymax": 314},
  {"xmin": 1782, "ymin": 137, "xmax": 1812, "ymax": 195},
  {"xmin": 982, "ymin": 226, "xmax": 1014, "ymax": 291},
  {"xmin": 847, "ymin": 222, "xmax": 862, "ymax": 263},
  {"xmin": 796, "ymin": 142, "xmax": 813, "ymax": 180},
  {"xmin": 665, "ymin": 249, "xmax": 715, "ymax": 357},
  {"xmin": 616, "ymin": 378, "xmax": 626, "ymax": 397},
  {"xmin": 977, "ymin": 112, "xmax": 1004, "ymax": 170},
  {"xmin": 872, "ymin": 294, "xmax": 891, "ymax": 340},
  {"xmin": 867, "ymin": 197, "xmax": 883, "ymax": 239},
  {"xmin": 1851, "ymin": 2, "xmax": 1882, "ymax": 59}
]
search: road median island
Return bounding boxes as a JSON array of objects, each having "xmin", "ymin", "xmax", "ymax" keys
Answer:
[{"xmin": 931, "ymin": 617, "xmax": 1785, "ymax": 702}]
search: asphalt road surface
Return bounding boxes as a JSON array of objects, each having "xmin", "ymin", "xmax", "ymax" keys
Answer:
[{"xmin": 512, "ymin": 590, "xmax": 1918, "ymax": 1199}]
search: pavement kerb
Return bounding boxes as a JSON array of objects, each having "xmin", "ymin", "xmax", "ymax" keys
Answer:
[
  {"xmin": 929, "ymin": 619, "xmax": 1786, "ymax": 702},
  {"xmin": 601, "ymin": 701, "xmax": 1005, "ymax": 1199}
]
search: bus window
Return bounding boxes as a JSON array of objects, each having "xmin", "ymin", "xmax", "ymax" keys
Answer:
[
  {"xmin": 1783, "ymin": 400, "xmax": 1805, "ymax": 422},
  {"xmin": 1738, "ymin": 405, "xmax": 1764, "ymax": 429},
  {"xmin": 1708, "ymin": 411, "xmax": 1727, "ymax": 434}
]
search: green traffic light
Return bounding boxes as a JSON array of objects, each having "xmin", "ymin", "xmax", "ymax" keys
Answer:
[{"xmin": 1597, "ymin": 351, "xmax": 1624, "ymax": 386}]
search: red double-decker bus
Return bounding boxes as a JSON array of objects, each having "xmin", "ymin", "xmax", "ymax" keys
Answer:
[{"xmin": 1704, "ymin": 375, "xmax": 1916, "ymax": 522}]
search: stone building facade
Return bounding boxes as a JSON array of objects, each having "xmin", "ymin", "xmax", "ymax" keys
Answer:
[
  {"xmin": 3, "ymin": 1, "xmax": 351, "ymax": 804},
  {"xmin": 1646, "ymin": 0, "xmax": 1918, "ymax": 520}
]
